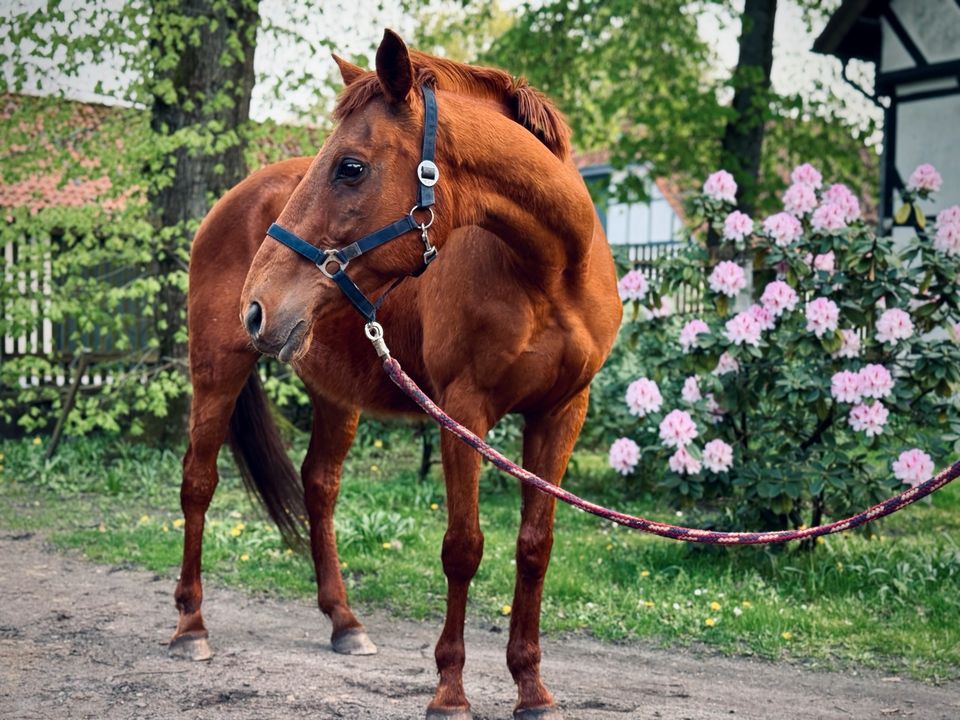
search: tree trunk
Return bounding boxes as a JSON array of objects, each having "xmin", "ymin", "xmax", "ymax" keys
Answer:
[
  {"xmin": 721, "ymin": 0, "xmax": 777, "ymax": 215},
  {"xmin": 146, "ymin": 0, "xmax": 260, "ymax": 445}
]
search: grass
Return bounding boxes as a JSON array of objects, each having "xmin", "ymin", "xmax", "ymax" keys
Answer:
[{"xmin": 2, "ymin": 433, "xmax": 960, "ymax": 681}]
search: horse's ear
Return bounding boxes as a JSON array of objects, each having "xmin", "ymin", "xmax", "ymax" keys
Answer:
[
  {"xmin": 332, "ymin": 54, "xmax": 365, "ymax": 86},
  {"xmin": 375, "ymin": 29, "xmax": 414, "ymax": 104}
]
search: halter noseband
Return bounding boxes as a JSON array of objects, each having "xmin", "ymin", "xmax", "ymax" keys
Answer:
[{"xmin": 265, "ymin": 85, "xmax": 440, "ymax": 352}]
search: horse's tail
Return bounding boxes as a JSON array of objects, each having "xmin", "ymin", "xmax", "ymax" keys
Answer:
[{"xmin": 227, "ymin": 371, "xmax": 309, "ymax": 552}]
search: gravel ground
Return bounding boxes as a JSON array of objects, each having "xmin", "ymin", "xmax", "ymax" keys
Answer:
[{"xmin": 1, "ymin": 531, "xmax": 958, "ymax": 720}]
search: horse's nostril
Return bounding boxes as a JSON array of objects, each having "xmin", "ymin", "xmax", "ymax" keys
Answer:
[{"xmin": 244, "ymin": 301, "xmax": 263, "ymax": 338}]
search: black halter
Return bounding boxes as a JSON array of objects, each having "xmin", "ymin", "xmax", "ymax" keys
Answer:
[{"xmin": 266, "ymin": 85, "xmax": 440, "ymax": 328}]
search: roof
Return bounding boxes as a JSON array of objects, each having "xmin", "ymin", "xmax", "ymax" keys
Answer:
[{"xmin": 813, "ymin": 0, "xmax": 886, "ymax": 63}]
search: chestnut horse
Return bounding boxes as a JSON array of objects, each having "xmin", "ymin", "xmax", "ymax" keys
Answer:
[{"xmin": 173, "ymin": 30, "xmax": 621, "ymax": 720}]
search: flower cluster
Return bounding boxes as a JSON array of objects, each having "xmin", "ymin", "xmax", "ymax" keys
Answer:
[
  {"xmin": 626, "ymin": 378, "xmax": 663, "ymax": 417},
  {"xmin": 708, "ymin": 261, "xmax": 746, "ymax": 297},
  {"xmin": 934, "ymin": 206, "xmax": 960, "ymax": 256},
  {"xmin": 618, "ymin": 269, "xmax": 648, "ymax": 301}
]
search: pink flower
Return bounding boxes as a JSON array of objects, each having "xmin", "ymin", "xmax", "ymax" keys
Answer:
[
  {"xmin": 934, "ymin": 206, "xmax": 960, "ymax": 255},
  {"xmin": 659, "ymin": 409, "xmax": 698, "ymax": 448},
  {"xmin": 811, "ymin": 203, "xmax": 847, "ymax": 232},
  {"xmin": 609, "ymin": 438, "xmax": 640, "ymax": 476},
  {"xmin": 832, "ymin": 329, "xmax": 861, "ymax": 359},
  {"xmin": 790, "ymin": 163, "xmax": 823, "ymax": 189},
  {"xmin": 702, "ymin": 439, "xmax": 733, "ymax": 473},
  {"xmin": 681, "ymin": 375, "xmax": 702, "ymax": 404},
  {"xmin": 618, "ymin": 269, "xmax": 648, "ymax": 301},
  {"xmin": 708, "ymin": 261, "xmax": 747, "ymax": 297},
  {"xmin": 679, "ymin": 319, "xmax": 710, "ymax": 352},
  {"xmin": 875, "ymin": 308, "xmax": 913, "ymax": 345},
  {"xmin": 848, "ymin": 401, "xmax": 889, "ymax": 437},
  {"xmin": 703, "ymin": 170, "xmax": 737, "ymax": 203},
  {"xmin": 712, "ymin": 352, "xmax": 740, "ymax": 376},
  {"xmin": 723, "ymin": 210, "xmax": 754, "ymax": 242},
  {"xmin": 906, "ymin": 164, "xmax": 942, "ymax": 193},
  {"xmin": 626, "ymin": 378, "xmax": 663, "ymax": 417},
  {"xmin": 822, "ymin": 183, "xmax": 860, "ymax": 222},
  {"xmin": 724, "ymin": 310, "xmax": 762, "ymax": 346},
  {"xmin": 814, "ymin": 251, "xmax": 836, "ymax": 273},
  {"xmin": 747, "ymin": 303, "xmax": 776, "ymax": 331},
  {"xmin": 668, "ymin": 446, "xmax": 702, "ymax": 475},
  {"xmin": 858, "ymin": 363, "xmax": 894, "ymax": 399},
  {"xmin": 830, "ymin": 370, "xmax": 862, "ymax": 403},
  {"xmin": 705, "ymin": 393, "xmax": 724, "ymax": 421},
  {"xmin": 643, "ymin": 296, "xmax": 674, "ymax": 319},
  {"xmin": 762, "ymin": 212, "xmax": 803, "ymax": 247},
  {"xmin": 760, "ymin": 280, "xmax": 799, "ymax": 317},
  {"xmin": 892, "ymin": 449, "xmax": 935, "ymax": 488},
  {"xmin": 805, "ymin": 297, "xmax": 839, "ymax": 337},
  {"xmin": 783, "ymin": 183, "xmax": 818, "ymax": 216}
]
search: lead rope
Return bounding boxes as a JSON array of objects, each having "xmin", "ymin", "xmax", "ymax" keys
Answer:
[{"xmin": 366, "ymin": 326, "xmax": 960, "ymax": 544}]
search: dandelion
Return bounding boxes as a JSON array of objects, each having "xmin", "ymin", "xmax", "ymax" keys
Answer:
[
  {"xmin": 659, "ymin": 410, "xmax": 698, "ymax": 448},
  {"xmin": 370, "ymin": 464, "xmax": 380, "ymax": 473},
  {"xmin": 430, "ymin": 502, "xmax": 439, "ymax": 511},
  {"xmin": 705, "ymin": 618, "xmax": 717, "ymax": 627},
  {"xmin": 618, "ymin": 269, "xmax": 649, "ymax": 301},
  {"xmin": 741, "ymin": 600, "xmax": 752, "ymax": 608},
  {"xmin": 373, "ymin": 438, "xmax": 384, "ymax": 449},
  {"xmin": 640, "ymin": 570, "xmax": 651, "ymax": 578},
  {"xmin": 606, "ymin": 543, "xmax": 613, "ymax": 551},
  {"xmin": 229, "ymin": 523, "xmax": 245, "ymax": 537},
  {"xmin": 240, "ymin": 553, "xmax": 250, "ymax": 562},
  {"xmin": 703, "ymin": 170, "xmax": 737, "ymax": 203},
  {"xmin": 33, "ymin": 437, "xmax": 42, "ymax": 446},
  {"xmin": 138, "ymin": 515, "xmax": 150, "ymax": 525},
  {"xmin": 708, "ymin": 261, "xmax": 747, "ymax": 297},
  {"xmin": 341, "ymin": 561, "xmax": 348, "ymax": 569},
  {"xmin": 626, "ymin": 377, "xmax": 663, "ymax": 417},
  {"xmin": 608, "ymin": 437, "xmax": 640, "ymax": 476},
  {"xmin": 161, "ymin": 524, "xmax": 169, "ymax": 533},
  {"xmin": 501, "ymin": 604, "xmax": 512, "ymax": 616},
  {"xmin": 892, "ymin": 448, "xmax": 934, "ymax": 488},
  {"xmin": 710, "ymin": 601, "xmax": 721, "ymax": 611},
  {"xmin": 382, "ymin": 542, "xmax": 392, "ymax": 549},
  {"xmin": 643, "ymin": 600, "xmax": 655, "ymax": 608},
  {"xmin": 173, "ymin": 518, "xmax": 185, "ymax": 529},
  {"xmin": 284, "ymin": 548, "xmax": 293, "ymax": 556},
  {"xmin": 875, "ymin": 308, "xmax": 914, "ymax": 345},
  {"xmin": 781, "ymin": 631, "xmax": 793, "ymax": 641}
]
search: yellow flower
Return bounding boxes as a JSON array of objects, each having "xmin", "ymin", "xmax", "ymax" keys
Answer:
[
  {"xmin": 643, "ymin": 600, "xmax": 655, "ymax": 608},
  {"xmin": 229, "ymin": 523, "xmax": 245, "ymax": 537},
  {"xmin": 816, "ymin": 536, "xmax": 825, "ymax": 545},
  {"xmin": 370, "ymin": 464, "xmax": 380, "ymax": 473},
  {"xmin": 430, "ymin": 502, "xmax": 439, "ymax": 511},
  {"xmin": 382, "ymin": 542, "xmax": 392, "ymax": 549},
  {"xmin": 161, "ymin": 524, "xmax": 169, "ymax": 533},
  {"xmin": 0, "ymin": 452, "xmax": 5, "ymax": 460},
  {"xmin": 173, "ymin": 518, "xmax": 184, "ymax": 529},
  {"xmin": 501, "ymin": 604, "xmax": 512, "ymax": 616},
  {"xmin": 710, "ymin": 601, "xmax": 721, "ymax": 611},
  {"xmin": 606, "ymin": 543, "xmax": 613, "ymax": 551},
  {"xmin": 138, "ymin": 515, "xmax": 150, "ymax": 525},
  {"xmin": 33, "ymin": 437, "xmax": 42, "ymax": 446},
  {"xmin": 340, "ymin": 561, "xmax": 348, "ymax": 569},
  {"xmin": 373, "ymin": 439, "xmax": 383, "ymax": 449},
  {"xmin": 741, "ymin": 600, "xmax": 752, "ymax": 608},
  {"xmin": 781, "ymin": 631, "xmax": 793, "ymax": 640},
  {"xmin": 240, "ymin": 553, "xmax": 250, "ymax": 561},
  {"xmin": 640, "ymin": 570, "xmax": 650, "ymax": 577},
  {"xmin": 705, "ymin": 618, "xmax": 716, "ymax": 627},
  {"xmin": 284, "ymin": 548, "xmax": 293, "ymax": 556}
]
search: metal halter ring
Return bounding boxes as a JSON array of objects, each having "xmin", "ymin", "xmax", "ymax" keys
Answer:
[
  {"xmin": 317, "ymin": 249, "xmax": 348, "ymax": 279},
  {"xmin": 409, "ymin": 205, "xmax": 435, "ymax": 229},
  {"xmin": 364, "ymin": 321, "xmax": 384, "ymax": 341}
]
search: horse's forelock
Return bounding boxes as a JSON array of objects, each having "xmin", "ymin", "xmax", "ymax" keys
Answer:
[{"xmin": 333, "ymin": 52, "xmax": 570, "ymax": 160}]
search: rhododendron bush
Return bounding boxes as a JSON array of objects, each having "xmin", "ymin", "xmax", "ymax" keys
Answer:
[{"xmin": 605, "ymin": 164, "xmax": 960, "ymax": 534}]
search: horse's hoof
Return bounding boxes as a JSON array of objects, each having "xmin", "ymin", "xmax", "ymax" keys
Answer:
[
  {"xmin": 425, "ymin": 708, "xmax": 473, "ymax": 720},
  {"xmin": 514, "ymin": 706, "xmax": 563, "ymax": 720},
  {"xmin": 168, "ymin": 634, "xmax": 212, "ymax": 661},
  {"xmin": 331, "ymin": 627, "xmax": 378, "ymax": 655}
]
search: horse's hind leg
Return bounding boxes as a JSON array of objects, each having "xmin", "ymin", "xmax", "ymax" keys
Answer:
[
  {"xmin": 300, "ymin": 395, "xmax": 376, "ymax": 655},
  {"xmin": 169, "ymin": 346, "xmax": 257, "ymax": 660},
  {"xmin": 508, "ymin": 389, "xmax": 590, "ymax": 719}
]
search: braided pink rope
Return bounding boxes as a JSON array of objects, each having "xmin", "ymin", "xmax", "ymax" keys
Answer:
[{"xmin": 384, "ymin": 357, "xmax": 960, "ymax": 544}]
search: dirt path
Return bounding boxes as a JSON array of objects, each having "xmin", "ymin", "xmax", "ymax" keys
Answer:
[{"xmin": 1, "ymin": 533, "xmax": 958, "ymax": 720}]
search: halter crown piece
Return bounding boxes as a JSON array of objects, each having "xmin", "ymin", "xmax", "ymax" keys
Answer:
[{"xmin": 266, "ymin": 85, "xmax": 441, "ymax": 359}]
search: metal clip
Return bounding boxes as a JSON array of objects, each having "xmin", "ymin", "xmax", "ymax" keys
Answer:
[
  {"xmin": 364, "ymin": 321, "xmax": 391, "ymax": 359},
  {"xmin": 420, "ymin": 225, "xmax": 437, "ymax": 265}
]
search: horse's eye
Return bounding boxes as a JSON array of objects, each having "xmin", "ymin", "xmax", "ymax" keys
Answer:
[{"xmin": 336, "ymin": 158, "xmax": 365, "ymax": 181}]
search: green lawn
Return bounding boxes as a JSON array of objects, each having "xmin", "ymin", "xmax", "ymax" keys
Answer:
[{"xmin": 2, "ymin": 434, "xmax": 959, "ymax": 681}]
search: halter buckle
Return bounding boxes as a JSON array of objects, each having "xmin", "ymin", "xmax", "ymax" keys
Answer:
[
  {"xmin": 417, "ymin": 160, "xmax": 439, "ymax": 187},
  {"xmin": 317, "ymin": 249, "xmax": 348, "ymax": 279}
]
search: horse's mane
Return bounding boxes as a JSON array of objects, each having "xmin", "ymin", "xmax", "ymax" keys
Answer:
[{"xmin": 334, "ymin": 50, "xmax": 570, "ymax": 160}]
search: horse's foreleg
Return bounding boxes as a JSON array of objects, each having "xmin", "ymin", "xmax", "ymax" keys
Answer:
[
  {"xmin": 170, "ymin": 348, "xmax": 258, "ymax": 661},
  {"xmin": 301, "ymin": 396, "xmax": 375, "ymax": 655},
  {"xmin": 508, "ymin": 389, "xmax": 590, "ymax": 719},
  {"xmin": 427, "ymin": 396, "xmax": 490, "ymax": 720}
]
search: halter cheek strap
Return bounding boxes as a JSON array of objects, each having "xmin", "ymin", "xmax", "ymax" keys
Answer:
[{"xmin": 266, "ymin": 85, "xmax": 440, "ymax": 326}]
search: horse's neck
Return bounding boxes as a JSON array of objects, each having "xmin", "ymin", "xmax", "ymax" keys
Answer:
[{"xmin": 440, "ymin": 95, "xmax": 595, "ymax": 272}]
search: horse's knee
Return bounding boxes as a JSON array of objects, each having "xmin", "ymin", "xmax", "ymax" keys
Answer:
[
  {"xmin": 441, "ymin": 527, "xmax": 484, "ymax": 582},
  {"xmin": 300, "ymin": 462, "xmax": 341, "ymax": 508},
  {"xmin": 516, "ymin": 525, "xmax": 553, "ymax": 581}
]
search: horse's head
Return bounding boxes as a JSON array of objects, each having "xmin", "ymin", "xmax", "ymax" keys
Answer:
[{"xmin": 240, "ymin": 30, "xmax": 448, "ymax": 361}]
